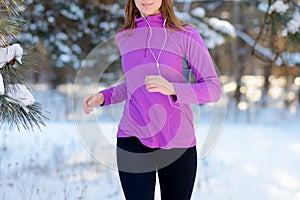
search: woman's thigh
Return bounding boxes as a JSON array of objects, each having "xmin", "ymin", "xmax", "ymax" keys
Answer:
[
  {"xmin": 157, "ymin": 146, "xmax": 197, "ymax": 200},
  {"xmin": 117, "ymin": 137, "xmax": 157, "ymax": 200}
]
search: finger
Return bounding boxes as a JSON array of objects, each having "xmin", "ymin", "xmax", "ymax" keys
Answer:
[
  {"xmin": 145, "ymin": 79, "xmax": 160, "ymax": 87},
  {"xmin": 147, "ymin": 84, "xmax": 172, "ymax": 95},
  {"xmin": 87, "ymin": 95, "xmax": 99, "ymax": 107},
  {"xmin": 146, "ymin": 76, "xmax": 167, "ymax": 85},
  {"xmin": 146, "ymin": 84, "xmax": 160, "ymax": 90},
  {"xmin": 87, "ymin": 97, "xmax": 95, "ymax": 106},
  {"xmin": 145, "ymin": 75, "xmax": 161, "ymax": 82},
  {"xmin": 84, "ymin": 106, "xmax": 94, "ymax": 114},
  {"xmin": 84, "ymin": 103, "xmax": 93, "ymax": 111},
  {"xmin": 146, "ymin": 81, "xmax": 167, "ymax": 89},
  {"xmin": 147, "ymin": 87, "xmax": 161, "ymax": 93},
  {"xmin": 145, "ymin": 82, "xmax": 158, "ymax": 90},
  {"xmin": 83, "ymin": 95, "xmax": 93, "ymax": 106},
  {"xmin": 83, "ymin": 100, "xmax": 90, "ymax": 111}
]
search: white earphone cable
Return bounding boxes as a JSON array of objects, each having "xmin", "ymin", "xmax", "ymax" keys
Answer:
[
  {"xmin": 143, "ymin": 16, "xmax": 186, "ymax": 115},
  {"xmin": 143, "ymin": 17, "xmax": 167, "ymax": 75}
]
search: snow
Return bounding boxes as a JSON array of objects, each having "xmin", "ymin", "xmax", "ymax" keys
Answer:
[
  {"xmin": 0, "ymin": 44, "xmax": 23, "ymax": 68},
  {"xmin": 281, "ymin": 52, "xmax": 300, "ymax": 66},
  {"xmin": 236, "ymin": 30, "xmax": 300, "ymax": 67},
  {"xmin": 99, "ymin": 22, "xmax": 118, "ymax": 31},
  {"xmin": 175, "ymin": 9, "xmax": 235, "ymax": 49},
  {"xmin": 33, "ymin": 4, "xmax": 45, "ymax": 15},
  {"xmin": 268, "ymin": 0, "xmax": 289, "ymax": 14},
  {"xmin": 197, "ymin": 22, "xmax": 225, "ymax": 49},
  {"xmin": 20, "ymin": 33, "xmax": 39, "ymax": 45},
  {"xmin": 258, "ymin": 2, "xmax": 268, "ymax": 12},
  {"xmin": 191, "ymin": 7, "xmax": 206, "ymax": 19},
  {"xmin": 1, "ymin": 84, "xmax": 300, "ymax": 199},
  {"xmin": 72, "ymin": 44, "xmax": 82, "ymax": 54},
  {"xmin": 54, "ymin": 40, "xmax": 71, "ymax": 54},
  {"xmin": 0, "ymin": 113, "xmax": 299, "ymax": 199},
  {"xmin": 58, "ymin": 54, "xmax": 72, "ymax": 63},
  {"xmin": 282, "ymin": 11, "xmax": 300, "ymax": 36},
  {"xmin": 60, "ymin": 3, "xmax": 84, "ymax": 21},
  {"xmin": 0, "ymin": 74, "xmax": 4, "ymax": 94},
  {"xmin": 25, "ymin": 0, "xmax": 33, "ymax": 4},
  {"xmin": 208, "ymin": 18, "xmax": 236, "ymax": 37},
  {"xmin": 56, "ymin": 32, "xmax": 68, "ymax": 41},
  {"xmin": 175, "ymin": 10, "xmax": 192, "ymax": 22},
  {"xmin": 47, "ymin": 16, "xmax": 55, "ymax": 23},
  {"xmin": 6, "ymin": 84, "xmax": 35, "ymax": 107}
]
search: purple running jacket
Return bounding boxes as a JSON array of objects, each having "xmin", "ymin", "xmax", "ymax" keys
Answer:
[{"xmin": 100, "ymin": 13, "xmax": 221, "ymax": 149}]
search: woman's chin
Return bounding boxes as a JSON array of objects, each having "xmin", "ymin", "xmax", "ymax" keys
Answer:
[{"xmin": 140, "ymin": 11, "xmax": 161, "ymax": 17}]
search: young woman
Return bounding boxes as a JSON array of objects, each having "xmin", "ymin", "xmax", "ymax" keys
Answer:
[{"xmin": 83, "ymin": 0, "xmax": 221, "ymax": 199}]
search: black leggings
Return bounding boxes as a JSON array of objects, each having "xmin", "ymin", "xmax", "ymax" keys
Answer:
[{"xmin": 117, "ymin": 137, "xmax": 197, "ymax": 200}]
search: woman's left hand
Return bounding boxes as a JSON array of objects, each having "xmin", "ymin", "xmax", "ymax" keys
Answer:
[{"xmin": 144, "ymin": 75, "xmax": 176, "ymax": 96}]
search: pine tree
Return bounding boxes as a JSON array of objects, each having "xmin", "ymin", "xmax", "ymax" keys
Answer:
[{"xmin": 0, "ymin": 0, "xmax": 47, "ymax": 131}]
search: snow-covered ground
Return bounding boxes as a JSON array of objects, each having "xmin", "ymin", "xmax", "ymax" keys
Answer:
[{"xmin": 0, "ymin": 108, "xmax": 299, "ymax": 199}]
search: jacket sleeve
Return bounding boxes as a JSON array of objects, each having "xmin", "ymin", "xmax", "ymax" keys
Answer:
[
  {"xmin": 171, "ymin": 27, "xmax": 222, "ymax": 104},
  {"xmin": 99, "ymin": 81, "xmax": 127, "ymax": 106}
]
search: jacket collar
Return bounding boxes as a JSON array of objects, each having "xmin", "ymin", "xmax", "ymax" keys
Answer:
[{"xmin": 134, "ymin": 13, "xmax": 164, "ymax": 28}]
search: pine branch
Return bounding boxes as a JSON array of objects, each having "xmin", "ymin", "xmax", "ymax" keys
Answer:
[
  {"xmin": 0, "ymin": 94, "xmax": 48, "ymax": 131},
  {"xmin": 0, "ymin": 0, "xmax": 25, "ymax": 46},
  {"xmin": 0, "ymin": 0, "xmax": 48, "ymax": 132},
  {"xmin": 0, "ymin": 0, "xmax": 25, "ymax": 16},
  {"xmin": 0, "ymin": 17, "xmax": 24, "ymax": 46},
  {"xmin": 252, "ymin": 0, "xmax": 272, "ymax": 56},
  {"xmin": 1, "ymin": 53, "xmax": 40, "ymax": 88}
]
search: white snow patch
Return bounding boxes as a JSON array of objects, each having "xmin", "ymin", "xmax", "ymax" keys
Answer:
[
  {"xmin": 237, "ymin": 30, "xmax": 300, "ymax": 67},
  {"xmin": 282, "ymin": 12, "xmax": 300, "ymax": 36},
  {"xmin": 0, "ymin": 73, "xmax": 4, "ymax": 94},
  {"xmin": 0, "ymin": 43, "xmax": 23, "ymax": 68},
  {"xmin": 268, "ymin": 0, "xmax": 289, "ymax": 14},
  {"xmin": 56, "ymin": 32, "xmax": 68, "ymax": 41},
  {"xmin": 60, "ymin": 3, "xmax": 84, "ymax": 20},
  {"xmin": 198, "ymin": 22, "xmax": 225, "ymax": 49},
  {"xmin": 281, "ymin": 52, "xmax": 300, "ymax": 66},
  {"xmin": 175, "ymin": 10, "xmax": 192, "ymax": 22},
  {"xmin": 6, "ymin": 84, "xmax": 35, "ymax": 107},
  {"xmin": 191, "ymin": 7, "xmax": 206, "ymax": 19},
  {"xmin": 258, "ymin": 2, "xmax": 268, "ymax": 12},
  {"xmin": 208, "ymin": 17, "xmax": 236, "ymax": 37},
  {"xmin": 1, "ymin": 108, "xmax": 300, "ymax": 200},
  {"xmin": 55, "ymin": 41, "xmax": 71, "ymax": 54}
]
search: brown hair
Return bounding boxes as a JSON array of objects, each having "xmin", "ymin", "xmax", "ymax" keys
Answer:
[{"xmin": 121, "ymin": 0, "xmax": 187, "ymax": 31}]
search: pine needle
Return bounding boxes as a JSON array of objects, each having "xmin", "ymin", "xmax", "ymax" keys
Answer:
[
  {"xmin": 0, "ymin": 0, "xmax": 25, "ymax": 17},
  {"xmin": 0, "ymin": 94, "xmax": 48, "ymax": 131}
]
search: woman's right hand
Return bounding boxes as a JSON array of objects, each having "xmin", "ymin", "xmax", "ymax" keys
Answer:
[{"xmin": 83, "ymin": 93, "xmax": 104, "ymax": 114}]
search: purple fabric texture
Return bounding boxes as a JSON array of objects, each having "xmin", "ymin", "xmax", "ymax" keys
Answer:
[{"xmin": 100, "ymin": 14, "xmax": 221, "ymax": 149}]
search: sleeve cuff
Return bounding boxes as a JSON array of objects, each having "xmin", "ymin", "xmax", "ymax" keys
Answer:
[
  {"xmin": 98, "ymin": 90, "xmax": 110, "ymax": 106},
  {"xmin": 172, "ymin": 82, "xmax": 198, "ymax": 104}
]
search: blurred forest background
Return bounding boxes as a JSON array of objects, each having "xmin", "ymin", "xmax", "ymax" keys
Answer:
[{"xmin": 7, "ymin": 0, "xmax": 300, "ymax": 121}]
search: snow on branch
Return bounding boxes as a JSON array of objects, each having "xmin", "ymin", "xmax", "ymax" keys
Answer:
[
  {"xmin": 259, "ymin": 0, "xmax": 300, "ymax": 37},
  {"xmin": 0, "ymin": 43, "xmax": 23, "ymax": 68},
  {"xmin": 0, "ymin": 42, "xmax": 47, "ymax": 131},
  {"xmin": 236, "ymin": 30, "xmax": 300, "ymax": 67},
  {"xmin": 208, "ymin": 18, "xmax": 236, "ymax": 37},
  {"xmin": 268, "ymin": 0, "xmax": 289, "ymax": 14},
  {"xmin": 175, "ymin": 7, "xmax": 236, "ymax": 49},
  {"xmin": 282, "ymin": 11, "xmax": 300, "ymax": 36}
]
